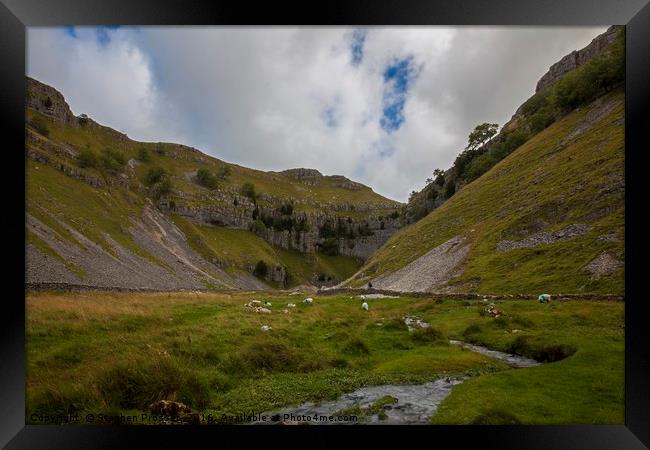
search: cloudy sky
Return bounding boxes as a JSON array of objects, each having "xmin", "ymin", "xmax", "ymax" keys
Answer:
[{"xmin": 27, "ymin": 26, "xmax": 606, "ymax": 202}]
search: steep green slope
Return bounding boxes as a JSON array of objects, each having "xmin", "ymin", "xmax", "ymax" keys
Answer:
[
  {"xmin": 346, "ymin": 88, "xmax": 624, "ymax": 295},
  {"xmin": 404, "ymin": 25, "xmax": 624, "ymax": 225}
]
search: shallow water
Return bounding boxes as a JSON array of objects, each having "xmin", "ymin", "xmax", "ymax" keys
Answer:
[
  {"xmin": 448, "ymin": 340, "xmax": 541, "ymax": 368},
  {"xmin": 258, "ymin": 378, "xmax": 465, "ymax": 425},
  {"xmin": 258, "ymin": 341, "xmax": 540, "ymax": 425}
]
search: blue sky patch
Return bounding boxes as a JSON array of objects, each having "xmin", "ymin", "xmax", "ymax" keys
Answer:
[
  {"xmin": 96, "ymin": 27, "xmax": 112, "ymax": 47},
  {"xmin": 350, "ymin": 29, "xmax": 367, "ymax": 66},
  {"xmin": 321, "ymin": 96, "xmax": 342, "ymax": 128},
  {"xmin": 63, "ymin": 26, "xmax": 121, "ymax": 45},
  {"xmin": 322, "ymin": 106, "xmax": 339, "ymax": 128},
  {"xmin": 372, "ymin": 139, "xmax": 397, "ymax": 159},
  {"xmin": 64, "ymin": 26, "xmax": 77, "ymax": 38},
  {"xmin": 380, "ymin": 56, "xmax": 421, "ymax": 133}
]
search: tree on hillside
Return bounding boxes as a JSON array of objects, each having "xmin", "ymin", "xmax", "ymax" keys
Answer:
[
  {"xmin": 137, "ymin": 148, "xmax": 151, "ymax": 163},
  {"xmin": 145, "ymin": 167, "xmax": 167, "ymax": 185},
  {"xmin": 196, "ymin": 168, "xmax": 220, "ymax": 190},
  {"xmin": 76, "ymin": 149, "xmax": 97, "ymax": 168},
  {"xmin": 433, "ymin": 168, "xmax": 445, "ymax": 186},
  {"xmin": 241, "ymin": 182, "xmax": 257, "ymax": 203},
  {"xmin": 216, "ymin": 165, "xmax": 232, "ymax": 180},
  {"xmin": 466, "ymin": 123, "xmax": 499, "ymax": 151},
  {"xmin": 444, "ymin": 180, "xmax": 456, "ymax": 199}
]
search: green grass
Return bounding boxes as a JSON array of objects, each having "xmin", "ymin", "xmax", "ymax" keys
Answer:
[
  {"xmin": 428, "ymin": 299, "xmax": 624, "ymax": 424},
  {"xmin": 26, "ymin": 292, "xmax": 623, "ymax": 425},
  {"xmin": 350, "ymin": 89, "xmax": 624, "ymax": 294}
]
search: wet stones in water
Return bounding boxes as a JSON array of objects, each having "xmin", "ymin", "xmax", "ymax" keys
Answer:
[
  {"xmin": 259, "ymin": 378, "xmax": 465, "ymax": 425},
  {"xmin": 403, "ymin": 315, "xmax": 431, "ymax": 332}
]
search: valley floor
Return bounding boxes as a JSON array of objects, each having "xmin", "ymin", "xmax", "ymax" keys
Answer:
[{"xmin": 25, "ymin": 291, "xmax": 624, "ymax": 425}]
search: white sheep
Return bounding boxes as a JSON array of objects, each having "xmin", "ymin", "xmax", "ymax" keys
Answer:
[
  {"xmin": 265, "ymin": 301, "xmax": 272, "ymax": 307},
  {"xmin": 362, "ymin": 302, "xmax": 369, "ymax": 311},
  {"xmin": 303, "ymin": 298, "xmax": 313, "ymax": 305},
  {"xmin": 287, "ymin": 303, "xmax": 296, "ymax": 308},
  {"xmin": 260, "ymin": 325, "xmax": 272, "ymax": 332}
]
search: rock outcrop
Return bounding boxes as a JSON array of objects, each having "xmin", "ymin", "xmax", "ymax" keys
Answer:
[
  {"xmin": 496, "ymin": 224, "xmax": 589, "ymax": 252},
  {"xmin": 535, "ymin": 25, "xmax": 623, "ymax": 93},
  {"xmin": 171, "ymin": 198, "xmax": 402, "ymax": 260},
  {"xmin": 25, "ymin": 77, "xmax": 78, "ymax": 126}
]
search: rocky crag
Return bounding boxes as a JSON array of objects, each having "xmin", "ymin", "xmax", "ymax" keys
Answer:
[{"xmin": 535, "ymin": 25, "xmax": 624, "ymax": 92}]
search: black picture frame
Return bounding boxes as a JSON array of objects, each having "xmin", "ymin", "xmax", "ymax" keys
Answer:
[{"xmin": 1, "ymin": 1, "xmax": 648, "ymax": 448}]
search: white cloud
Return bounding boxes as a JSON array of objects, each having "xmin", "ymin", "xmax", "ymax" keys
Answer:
[{"xmin": 27, "ymin": 26, "xmax": 607, "ymax": 201}]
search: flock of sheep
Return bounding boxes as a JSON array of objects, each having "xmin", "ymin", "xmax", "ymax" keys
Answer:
[{"xmin": 245, "ymin": 295, "xmax": 371, "ymax": 333}]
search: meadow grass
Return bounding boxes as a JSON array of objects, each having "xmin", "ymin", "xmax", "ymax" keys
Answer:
[{"xmin": 26, "ymin": 292, "xmax": 623, "ymax": 424}]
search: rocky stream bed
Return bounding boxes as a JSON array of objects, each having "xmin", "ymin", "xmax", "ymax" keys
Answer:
[{"xmin": 258, "ymin": 341, "xmax": 542, "ymax": 425}]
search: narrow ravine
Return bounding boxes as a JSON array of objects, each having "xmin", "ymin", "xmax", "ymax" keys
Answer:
[{"xmin": 258, "ymin": 341, "xmax": 541, "ymax": 425}]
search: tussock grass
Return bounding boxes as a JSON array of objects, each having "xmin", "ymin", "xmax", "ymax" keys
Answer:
[{"xmin": 26, "ymin": 292, "xmax": 622, "ymax": 424}]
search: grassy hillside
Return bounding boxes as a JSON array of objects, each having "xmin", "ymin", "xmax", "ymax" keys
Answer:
[
  {"xmin": 347, "ymin": 88, "xmax": 624, "ymax": 294},
  {"xmin": 26, "ymin": 108, "xmax": 399, "ymax": 213},
  {"xmin": 25, "ymin": 78, "xmax": 405, "ymax": 289}
]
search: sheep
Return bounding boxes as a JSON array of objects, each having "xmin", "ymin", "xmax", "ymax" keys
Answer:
[
  {"xmin": 264, "ymin": 301, "xmax": 272, "ymax": 307},
  {"xmin": 362, "ymin": 302, "xmax": 369, "ymax": 311},
  {"xmin": 303, "ymin": 298, "xmax": 313, "ymax": 305},
  {"xmin": 287, "ymin": 303, "xmax": 296, "ymax": 308},
  {"xmin": 260, "ymin": 325, "xmax": 272, "ymax": 332}
]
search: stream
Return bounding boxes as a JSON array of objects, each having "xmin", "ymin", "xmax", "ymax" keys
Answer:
[{"xmin": 258, "ymin": 341, "xmax": 541, "ymax": 425}]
